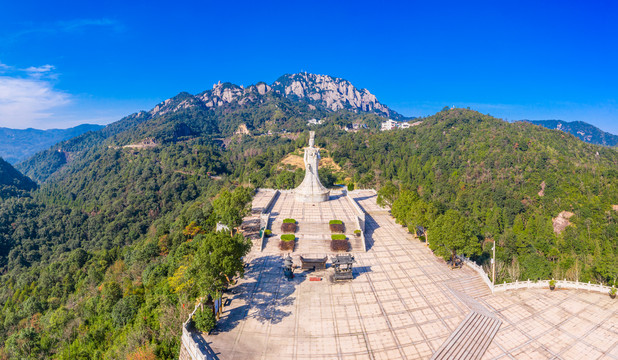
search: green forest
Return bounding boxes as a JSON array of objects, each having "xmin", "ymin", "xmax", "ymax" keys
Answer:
[{"xmin": 0, "ymin": 95, "xmax": 617, "ymax": 359}]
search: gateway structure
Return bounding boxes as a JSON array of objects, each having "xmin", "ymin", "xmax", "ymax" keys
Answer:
[{"xmin": 294, "ymin": 131, "xmax": 330, "ymax": 203}]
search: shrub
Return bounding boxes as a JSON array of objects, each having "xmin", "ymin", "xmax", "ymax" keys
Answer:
[
  {"xmin": 329, "ymin": 220, "xmax": 343, "ymax": 225},
  {"xmin": 330, "ymin": 239, "xmax": 349, "ymax": 251},
  {"xmin": 354, "ymin": 229, "xmax": 361, "ymax": 234},
  {"xmin": 281, "ymin": 234, "xmax": 295, "ymax": 241},
  {"xmin": 193, "ymin": 308, "xmax": 216, "ymax": 333},
  {"xmin": 610, "ymin": 286, "xmax": 616, "ymax": 296},
  {"xmin": 331, "ymin": 234, "xmax": 346, "ymax": 241},
  {"xmin": 282, "ymin": 218, "xmax": 296, "ymax": 224},
  {"xmin": 264, "ymin": 229, "xmax": 272, "ymax": 236}
]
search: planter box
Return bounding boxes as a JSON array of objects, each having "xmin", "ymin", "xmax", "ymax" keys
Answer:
[
  {"xmin": 330, "ymin": 239, "xmax": 349, "ymax": 252},
  {"xmin": 279, "ymin": 240, "xmax": 295, "ymax": 251},
  {"xmin": 281, "ymin": 223, "xmax": 297, "ymax": 233},
  {"xmin": 329, "ymin": 223, "xmax": 345, "ymax": 233}
]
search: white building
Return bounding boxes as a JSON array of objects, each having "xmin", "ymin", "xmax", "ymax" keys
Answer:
[
  {"xmin": 380, "ymin": 119, "xmax": 399, "ymax": 131},
  {"xmin": 307, "ymin": 118, "xmax": 324, "ymax": 126}
]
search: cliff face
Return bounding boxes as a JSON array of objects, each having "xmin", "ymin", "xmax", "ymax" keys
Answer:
[
  {"xmin": 271, "ymin": 73, "xmax": 401, "ymax": 119},
  {"xmin": 145, "ymin": 73, "xmax": 406, "ymax": 120}
]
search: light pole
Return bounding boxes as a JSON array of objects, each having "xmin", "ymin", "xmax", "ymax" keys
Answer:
[{"xmin": 492, "ymin": 240, "xmax": 496, "ymax": 287}]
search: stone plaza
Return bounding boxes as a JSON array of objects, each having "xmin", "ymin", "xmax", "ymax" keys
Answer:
[{"xmin": 195, "ymin": 190, "xmax": 618, "ymax": 359}]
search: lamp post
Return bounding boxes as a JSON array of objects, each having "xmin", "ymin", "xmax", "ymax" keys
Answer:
[{"xmin": 492, "ymin": 241, "xmax": 496, "ymax": 287}]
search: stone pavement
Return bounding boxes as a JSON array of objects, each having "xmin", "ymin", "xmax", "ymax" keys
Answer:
[{"xmin": 200, "ymin": 190, "xmax": 618, "ymax": 360}]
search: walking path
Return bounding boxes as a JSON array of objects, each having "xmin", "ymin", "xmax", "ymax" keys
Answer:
[{"xmin": 197, "ymin": 190, "xmax": 618, "ymax": 359}]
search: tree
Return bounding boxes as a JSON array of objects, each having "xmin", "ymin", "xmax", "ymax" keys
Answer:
[
  {"xmin": 187, "ymin": 232, "xmax": 251, "ymax": 298},
  {"xmin": 377, "ymin": 181, "xmax": 399, "ymax": 208},
  {"xmin": 430, "ymin": 210, "xmax": 481, "ymax": 262},
  {"xmin": 212, "ymin": 187, "xmax": 253, "ymax": 234},
  {"xmin": 192, "ymin": 308, "xmax": 216, "ymax": 333}
]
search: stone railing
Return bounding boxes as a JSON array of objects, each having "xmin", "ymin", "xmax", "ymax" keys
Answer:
[
  {"xmin": 493, "ymin": 279, "xmax": 614, "ymax": 294},
  {"xmin": 259, "ymin": 190, "xmax": 279, "ymax": 251},
  {"xmin": 345, "ymin": 190, "xmax": 367, "ymax": 251},
  {"xmin": 180, "ymin": 304, "xmax": 209, "ymax": 360},
  {"xmin": 456, "ymin": 255, "xmax": 615, "ymax": 296}
]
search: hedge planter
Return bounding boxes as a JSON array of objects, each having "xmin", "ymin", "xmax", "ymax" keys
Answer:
[
  {"xmin": 281, "ymin": 219, "xmax": 297, "ymax": 233},
  {"xmin": 330, "ymin": 239, "xmax": 349, "ymax": 252},
  {"xmin": 280, "ymin": 234, "xmax": 296, "ymax": 251},
  {"xmin": 329, "ymin": 220, "xmax": 344, "ymax": 233}
]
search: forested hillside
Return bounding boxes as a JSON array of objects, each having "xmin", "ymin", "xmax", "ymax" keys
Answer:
[
  {"xmin": 0, "ymin": 125, "xmax": 103, "ymax": 164},
  {"xmin": 524, "ymin": 119, "xmax": 618, "ymax": 147},
  {"xmin": 326, "ymin": 108, "xmax": 618, "ymax": 284},
  {"xmin": 0, "ymin": 157, "xmax": 36, "ymax": 199}
]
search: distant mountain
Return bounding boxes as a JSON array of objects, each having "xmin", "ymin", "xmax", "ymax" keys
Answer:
[
  {"xmin": 0, "ymin": 156, "xmax": 36, "ymax": 198},
  {"xmin": 149, "ymin": 72, "xmax": 408, "ymax": 120},
  {"xmin": 0, "ymin": 124, "xmax": 104, "ymax": 164},
  {"xmin": 271, "ymin": 73, "xmax": 407, "ymax": 120},
  {"xmin": 17, "ymin": 73, "xmax": 401, "ymax": 182},
  {"xmin": 522, "ymin": 120, "xmax": 618, "ymax": 146}
]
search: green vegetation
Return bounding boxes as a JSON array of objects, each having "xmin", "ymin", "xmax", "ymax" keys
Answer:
[
  {"xmin": 329, "ymin": 220, "xmax": 343, "ymax": 225},
  {"xmin": 354, "ymin": 229, "xmax": 361, "ymax": 235},
  {"xmin": 264, "ymin": 229, "xmax": 272, "ymax": 236},
  {"xmin": 3, "ymin": 86, "xmax": 618, "ymax": 359},
  {"xmin": 334, "ymin": 108, "xmax": 618, "ymax": 284},
  {"xmin": 192, "ymin": 308, "xmax": 216, "ymax": 333},
  {"xmin": 281, "ymin": 234, "xmax": 296, "ymax": 242},
  {"xmin": 331, "ymin": 234, "xmax": 347, "ymax": 241}
]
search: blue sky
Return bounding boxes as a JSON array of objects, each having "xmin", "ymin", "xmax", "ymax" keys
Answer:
[{"xmin": 1, "ymin": 1, "xmax": 617, "ymax": 133}]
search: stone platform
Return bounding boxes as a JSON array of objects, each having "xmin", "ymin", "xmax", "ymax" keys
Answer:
[
  {"xmin": 262, "ymin": 190, "xmax": 365, "ymax": 254},
  {"xmin": 194, "ymin": 191, "xmax": 618, "ymax": 360}
]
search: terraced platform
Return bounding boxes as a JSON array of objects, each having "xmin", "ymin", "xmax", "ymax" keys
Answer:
[{"xmin": 190, "ymin": 190, "xmax": 618, "ymax": 360}]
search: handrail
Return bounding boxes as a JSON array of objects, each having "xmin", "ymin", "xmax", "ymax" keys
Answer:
[
  {"xmin": 181, "ymin": 303, "xmax": 208, "ymax": 360},
  {"xmin": 455, "ymin": 255, "xmax": 615, "ymax": 296}
]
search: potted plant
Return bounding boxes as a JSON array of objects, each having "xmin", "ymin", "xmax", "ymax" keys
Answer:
[
  {"xmin": 549, "ymin": 279, "xmax": 556, "ymax": 291},
  {"xmin": 264, "ymin": 229, "xmax": 272, "ymax": 237},
  {"xmin": 610, "ymin": 286, "xmax": 616, "ymax": 299},
  {"xmin": 354, "ymin": 229, "xmax": 361, "ymax": 237}
]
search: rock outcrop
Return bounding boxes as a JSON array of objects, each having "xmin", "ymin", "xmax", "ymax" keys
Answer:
[{"xmin": 145, "ymin": 73, "xmax": 406, "ymax": 121}]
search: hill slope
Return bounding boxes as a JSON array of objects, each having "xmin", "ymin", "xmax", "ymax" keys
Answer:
[
  {"xmin": 0, "ymin": 124, "xmax": 104, "ymax": 164},
  {"xmin": 523, "ymin": 119, "xmax": 618, "ymax": 146},
  {"xmin": 0, "ymin": 156, "xmax": 36, "ymax": 197},
  {"xmin": 17, "ymin": 73, "xmax": 394, "ymax": 183}
]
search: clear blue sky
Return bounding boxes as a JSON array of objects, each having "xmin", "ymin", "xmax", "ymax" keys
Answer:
[{"xmin": 1, "ymin": 0, "xmax": 617, "ymax": 133}]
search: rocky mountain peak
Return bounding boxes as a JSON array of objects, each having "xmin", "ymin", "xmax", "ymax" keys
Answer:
[
  {"xmin": 271, "ymin": 73, "xmax": 402, "ymax": 119},
  {"xmin": 146, "ymin": 72, "xmax": 405, "ymax": 120}
]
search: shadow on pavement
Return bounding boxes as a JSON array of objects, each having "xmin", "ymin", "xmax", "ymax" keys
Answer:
[{"xmin": 213, "ymin": 255, "xmax": 302, "ymax": 334}]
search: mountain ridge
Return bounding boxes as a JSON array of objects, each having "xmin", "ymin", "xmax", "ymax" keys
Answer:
[
  {"xmin": 521, "ymin": 119, "xmax": 618, "ymax": 147},
  {"xmin": 0, "ymin": 124, "xmax": 104, "ymax": 164}
]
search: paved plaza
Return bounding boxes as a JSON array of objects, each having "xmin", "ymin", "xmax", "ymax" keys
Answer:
[{"xmin": 200, "ymin": 190, "xmax": 618, "ymax": 359}]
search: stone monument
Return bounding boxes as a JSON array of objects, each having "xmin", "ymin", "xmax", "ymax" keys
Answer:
[{"xmin": 294, "ymin": 131, "xmax": 330, "ymax": 203}]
